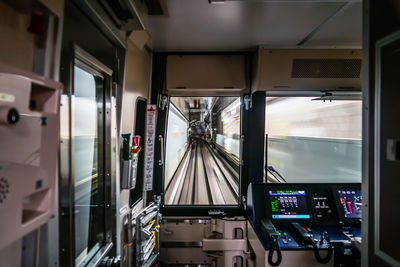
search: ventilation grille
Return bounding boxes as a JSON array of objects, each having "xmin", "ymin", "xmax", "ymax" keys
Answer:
[
  {"xmin": 292, "ymin": 59, "xmax": 361, "ymax": 78},
  {"xmin": 0, "ymin": 176, "xmax": 9, "ymax": 204}
]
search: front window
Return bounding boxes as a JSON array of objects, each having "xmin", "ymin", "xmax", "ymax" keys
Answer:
[
  {"xmin": 265, "ymin": 95, "xmax": 362, "ymax": 183},
  {"xmin": 164, "ymin": 97, "xmax": 241, "ymax": 206}
]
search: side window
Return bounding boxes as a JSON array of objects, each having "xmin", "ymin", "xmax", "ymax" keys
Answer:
[
  {"xmin": 73, "ymin": 64, "xmax": 106, "ymax": 264},
  {"xmin": 60, "ymin": 47, "xmax": 114, "ymax": 266},
  {"xmin": 130, "ymin": 97, "xmax": 147, "ymax": 206},
  {"xmin": 163, "ymin": 97, "xmax": 240, "ymax": 206},
  {"xmin": 265, "ymin": 95, "xmax": 362, "ymax": 183}
]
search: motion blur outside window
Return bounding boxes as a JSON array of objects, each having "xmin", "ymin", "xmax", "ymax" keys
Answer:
[
  {"xmin": 71, "ymin": 65, "xmax": 105, "ymax": 265},
  {"xmin": 164, "ymin": 97, "xmax": 240, "ymax": 206},
  {"xmin": 265, "ymin": 95, "xmax": 362, "ymax": 183}
]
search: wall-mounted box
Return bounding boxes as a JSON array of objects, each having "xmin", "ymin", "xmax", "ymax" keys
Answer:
[
  {"xmin": 166, "ymin": 55, "xmax": 247, "ymax": 96},
  {"xmin": 121, "ymin": 154, "xmax": 138, "ymax": 190},
  {"xmin": 252, "ymin": 48, "xmax": 362, "ymax": 92},
  {"xmin": 0, "ymin": 63, "xmax": 61, "ymax": 249}
]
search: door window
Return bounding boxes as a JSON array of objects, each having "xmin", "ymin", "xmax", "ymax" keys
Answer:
[{"xmin": 72, "ymin": 64, "xmax": 105, "ymax": 265}]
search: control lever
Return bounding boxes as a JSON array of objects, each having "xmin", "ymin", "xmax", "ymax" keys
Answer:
[
  {"xmin": 261, "ymin": 219, "xmax": 282, "ymax": 266},
  {"xmin": 289, "ymin": 222, "xmax": 333, "ymax": 264},
  {"xmin": 289, "ymin": 222, "xmax": 314, "ymax": 247}
]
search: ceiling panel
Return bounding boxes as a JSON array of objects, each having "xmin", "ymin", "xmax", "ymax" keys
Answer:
[
  {"xmin": 146, "ymin": 0, "xmax": 352, "ymax": 51},
  {"xmin": 303, "ymin": 2, "xmax": 362, "ymax": 47}
]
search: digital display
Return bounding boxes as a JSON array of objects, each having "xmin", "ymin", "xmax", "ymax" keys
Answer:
[
  {"xmin": 338, "ymin": 190, "xmax": 362, "ymax": 219},
  {"xmin": 269, "ymin": 190, "xmax": 310, "ymax": 219}
]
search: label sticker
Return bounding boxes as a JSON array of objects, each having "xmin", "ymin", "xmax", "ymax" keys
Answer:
[
  {"xmin": 0, "ymin": 92, "xmax": 15, "ymax": 103},
  {"xmin": 119, "ymin": 205, "xmax": 129, "ymax": 216}
]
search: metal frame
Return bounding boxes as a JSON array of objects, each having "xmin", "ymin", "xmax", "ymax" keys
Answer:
[
  {"xmin": 59, "ymin": 41, "xmax": 75, "ymax": 267},
  {"xmin": 59, "ymin": 44, "xmax": 114, "ymax": 266},
  {"xmin": 373, "ymin": 29, "xmax": 400, "ymax": 267},
  {"xmin": 74, "ymin": 45, "xmax": 113, "ymax": 76}
]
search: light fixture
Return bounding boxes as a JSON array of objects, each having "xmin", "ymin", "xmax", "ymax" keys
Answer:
[{"xmin": 208, "ymin": 0, "xmax": 226, "ymax": 4}]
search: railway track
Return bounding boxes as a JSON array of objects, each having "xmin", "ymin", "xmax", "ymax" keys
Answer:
[{"xmin": 165, "ymin": 139, "xmax": 239, "ymax": 205}]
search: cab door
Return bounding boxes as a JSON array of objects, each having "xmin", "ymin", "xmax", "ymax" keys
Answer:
[
  {"xmin": 363, "ymin": 1, "xmax": 400, "ymax": 266},
  {"xmin": 58, "ymin": 1, "xmax": 126, "ymax": 266}
]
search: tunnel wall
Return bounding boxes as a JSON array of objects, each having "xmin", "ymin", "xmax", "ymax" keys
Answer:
[{"xmin": 165, "ymin": 103, "xmax": 189, "ymax": 189}]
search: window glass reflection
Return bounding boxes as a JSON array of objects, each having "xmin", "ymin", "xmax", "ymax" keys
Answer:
[{"xmin": 73, "ymin": 65, "xmax": 104, "ymax": 264}]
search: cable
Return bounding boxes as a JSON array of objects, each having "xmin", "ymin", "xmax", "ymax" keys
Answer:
[
  {"xmin": 268, "ymin": 236, "xmax": 282, "ymax": 266},
  {"xmin": 312, "ymin": 232, "xmax": 333, "ymax": 264}
]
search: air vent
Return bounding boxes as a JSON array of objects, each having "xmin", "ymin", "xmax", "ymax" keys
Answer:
[
  {"xmin": 0, "ymin": 176, "xmax": 9, "ymax": 204},
  {"xmin": 292, "ymin": 59, "xmax": 361, "ymax": 79}
]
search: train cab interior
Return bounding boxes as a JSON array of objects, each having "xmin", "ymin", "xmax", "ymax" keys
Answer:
[{"xmin": 0, "ymin": 0, "xmax": 399, "ymax": 266}]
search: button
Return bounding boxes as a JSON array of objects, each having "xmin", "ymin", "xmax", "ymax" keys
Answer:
[{"xmin": 282, "ymin": 239, "xmax": 288, "ymax": 244}]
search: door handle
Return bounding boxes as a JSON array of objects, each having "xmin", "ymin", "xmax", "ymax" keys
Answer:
[{"xmin": 158, "ymin": 135, "xmax": 164, "ymax": 166}]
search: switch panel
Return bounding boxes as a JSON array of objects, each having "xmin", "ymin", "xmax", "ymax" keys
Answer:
[{"xmin": 312, "ymin": 192, "xmax": 334, "ymax": 221}]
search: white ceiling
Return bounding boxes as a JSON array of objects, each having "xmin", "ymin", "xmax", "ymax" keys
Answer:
[{"xmin": 146, "ymin": 0, "xmax": 362, "ymax": 51}]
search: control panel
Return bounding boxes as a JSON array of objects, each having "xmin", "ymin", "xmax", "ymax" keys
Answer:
[
  {"xmin": 247, "ymin": 183, "xmax": 361, "ymax": 266},
  {"xmin": 248, "ymin": 183, "xmax": 361, "ymax": 226}
]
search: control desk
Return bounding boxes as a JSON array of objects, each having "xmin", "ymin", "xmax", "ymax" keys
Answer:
[{"xmin": 247, "ymin": 183, "xmax": 361, "ymax": 267}]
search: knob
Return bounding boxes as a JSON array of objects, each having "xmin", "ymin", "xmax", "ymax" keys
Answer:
[{"xmin": 0, "ymin": 106, "xmax": 19, "ymax": 125}]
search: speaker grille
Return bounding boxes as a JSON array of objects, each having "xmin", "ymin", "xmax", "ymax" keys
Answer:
[
  {"xmin": 292, "ymin": 59, "xmax": 361, "ymax": 78},
  {"xmin": 0, "ymin": 176, "xmax": 9, "ymax": 204}
]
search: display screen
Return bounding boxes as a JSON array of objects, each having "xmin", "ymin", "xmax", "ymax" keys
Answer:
[
  {"xmin": 269, "ymin": 190, "xmax": 310, "ymax": 219},
  {"xmin": 338, "ymin": 190, "xmax": 362, "ymax": 219}
]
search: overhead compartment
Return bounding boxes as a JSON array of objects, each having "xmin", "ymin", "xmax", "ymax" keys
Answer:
[
  {"xmin": 166, "ymin": 55, "xmax": 247, "ymax": 96},
  {"xmin": 252, "ymin": 48, "xmax": 362, "ymax": 92}
]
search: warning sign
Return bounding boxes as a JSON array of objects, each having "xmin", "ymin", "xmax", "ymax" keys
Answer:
[{"xmin": 144, "ymin": 105, "xmax": 157, "ymax": 191}]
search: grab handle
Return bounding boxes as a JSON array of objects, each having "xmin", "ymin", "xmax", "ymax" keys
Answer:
[{"xmin": 158, "ymin": 135, "xmax": 164, "ymax": 166}]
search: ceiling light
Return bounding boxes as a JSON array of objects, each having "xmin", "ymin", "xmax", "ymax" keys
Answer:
[{"xmin": 208, "ymin": 0, "xmax": 226, "ymax": 4}]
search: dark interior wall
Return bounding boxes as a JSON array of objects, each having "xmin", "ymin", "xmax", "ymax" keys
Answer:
[{"xmin": 363, "ymin": 1, "xmax": 400, "ymax": 266}]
